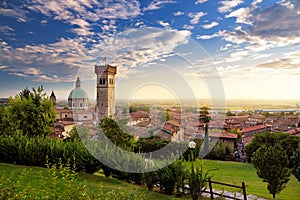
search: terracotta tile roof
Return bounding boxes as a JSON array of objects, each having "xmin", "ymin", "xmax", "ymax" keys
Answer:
[
  {"xmin": 186, "ymin": 131, "xmax": 237, "ymax": 139},
  {"xmin": 285, "ymin": 128, "xmax": 300, "ymax": 135},
  {"xmin": 161, "ymin": 120, "xmax": 181, "ymax": 134},
  {"xmin": 162, "ymin": 124, "xmax": 178, "ymax": 134},
  {"xmin": 167, "ymin": 119, "xmax": 180, "ymax": 127},
  {"xmin": 130, "ymin": 110, "xmax": 149, "ymax": 121},
  {"xmin": 205, "ymin": 131, "xmax": 237, "ymax": 139},
  {"xmin": 241, "ymin": 124, "xmax": 267, "ymax": 133},
  {"xmin": 226, "ymin": 115, "xmax": 249, "ymax": 119},
  {"xmin": 56, "ymin": 109, "xmax": 72, "ymax": 113}
]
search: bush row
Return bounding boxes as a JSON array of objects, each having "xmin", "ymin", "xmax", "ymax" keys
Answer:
[{"xmin": 0, "ymin": 133, "xmax": 101, "ymax": 173}]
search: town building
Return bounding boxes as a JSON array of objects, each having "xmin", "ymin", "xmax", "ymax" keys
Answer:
[
  {"xmin": 67, "ymin": 76, "xmax": 93, "ymax": 121},
  {"xmin": 0, "ymin": 98, "xmax": 9, "ymax": 106},
  {"xmin": 95, "ymin": 62, "xmax": 117, "ymax": 119},
  {"xmin": 50, "ymin": 91, "xmax": 56, "ymax": 105}
]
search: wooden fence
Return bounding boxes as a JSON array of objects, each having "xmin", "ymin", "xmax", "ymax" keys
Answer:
[{"xmin": 203, "ymin": 178, "xmax": 247, "ymax": 200}]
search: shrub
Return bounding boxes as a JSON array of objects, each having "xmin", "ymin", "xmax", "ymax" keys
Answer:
[{"xmin": 188, "ymin": 162, "xmax": 211, "ymax": 200}]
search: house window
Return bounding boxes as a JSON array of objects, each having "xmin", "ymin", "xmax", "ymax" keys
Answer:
[
  {"xmin": 80, "ymin": 102, "xmax": 83, "ymax": 107},
  {"xmin": 65, "ymin": 114, "xmax": 68, "ymax": 118},
  {"xmin": 72, "ymin": 102, "xmax": 75, "ymax": 108},
  {"xmin": 83, "ymin": 116, "xmax": 88, "ymax": 119}
]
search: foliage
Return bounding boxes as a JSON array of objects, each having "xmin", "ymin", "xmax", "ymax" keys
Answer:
[
  {"xmin": 173, "ymin": 159, "xmax": 187, "ymax": 197},
  {"xmin": 206, "ymin": 141, "xmax": 233, "ymax": 160},
  {"xmin": 0, "ymin": 86, "xmax": 56, "ymax": 137},
  {"xmin": 98, "ymin": 117, "xmax": 135, "ymax": 149},
  {"xmin": 291, "ymin": 147, "xmax": 300, "ymax": 182},
  {"xmin": 0, "ymin": 133, "xmax": 101, "ymax": 174},
  {"xmin": 188, "ymin": 161, "xmax": 211, "ymax": 200},
  {"xmin": 252, "ymin": 144, "xmax": 290, "ymax": 198},
  {"xmin": 135, "ymin": 136, "xmax": 169, "ymax": 153},
  {"xmin": 142, "ymin": 171, "xmax": 158, "ymax": 190},
  {"xmin": 129, "ymin": 105, "xmax": 149, "ymax": 113},
  {"xmin": 158, "ymin": 109, "xmax": 170, "ymax": 122},
  {"xmin": 199, "ymin": 106, "xmax": 210, "ymax": 123},
  {"xmin": 226, "ymin": 111, "xmax": 236, "ymax": 116},
  {"xmin": 245, "ymin": 131, "xmax": 300, "ymax": 166},
  {"xmin": 158, "ymin": 165, "xmax": 177, "ymax": 195}
]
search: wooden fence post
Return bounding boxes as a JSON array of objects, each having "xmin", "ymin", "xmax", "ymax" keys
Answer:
[
  {"xmin": 208, "ymin": 178, "xmax": 213, "ymax": 200},
  {"xmin": 242, "ymin": 182, "xmax": 247, "ymax": 200}
]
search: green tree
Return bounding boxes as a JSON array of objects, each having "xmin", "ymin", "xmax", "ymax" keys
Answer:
[
  {"xmin": 226, "ymin": 111, "xmax": 235, "ymax": 116},
  {"xmin": 98, "ymin": 117, "xmax": 135, "ymax": 149},
  {"xmin": 252, "ymin": 144, "xmax": 290, "ymax": 198},
  {"xmin": 199, "ymin": 106, "xmax": 210, "ymax": 157},
  {"xmin": 245, "ymin": 131, "xmax": 300, "ymax": 166},
  {"xmin": 0, "ymin": 86, "xmax": 56, "ymax": 137},
  {"xmin": 291, "ymin": 148, "xmax": 300, "ymax": 182},
  {"xmin": 199, "ymin": 106, "xmax": 210, "ymax": 123}
]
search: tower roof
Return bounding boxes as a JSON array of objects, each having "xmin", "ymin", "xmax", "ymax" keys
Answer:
[
  {"xmin": 76, "ymin": 76, "xmax": 81, "ymax": 88},
  {"xmin": 50, "ymin": 90, "xmax": 56, "ymax": 98}
]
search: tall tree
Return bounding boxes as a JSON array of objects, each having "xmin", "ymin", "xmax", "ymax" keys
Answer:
[
  {"xmin": 245, "ymin": 131, "xmax": 300, "ymax": 167},
  {"xmin": 252, "ymin": 144, "xmax": 290, "ymax": 198},
  {"xmin": 199, "ymin": 106, "xmax": 210, "ymax": 156},
  {"xmin": 1, "ymin": 86, "xmax": 56, "ymax": 137},
  {"xmin": 291, "ymin": 148, "xmax": 300, "ymax": 182}
]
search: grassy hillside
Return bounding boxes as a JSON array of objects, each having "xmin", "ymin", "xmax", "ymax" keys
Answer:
[
  {"xmin": 1, "ymin": 160, "xmax": 299, "ymax": 200},
  {"xmin": 0, "ymin": 163, "xmax": 183, "ymax": 200},
  {"xmin": 195, "ymin": 160, "xmax": 300, "ymax": 200}
]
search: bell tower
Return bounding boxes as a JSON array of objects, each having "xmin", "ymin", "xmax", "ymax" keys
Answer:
[{"xmin": 95, "ymin": 62, "xmax": 117, "ymax": 119}]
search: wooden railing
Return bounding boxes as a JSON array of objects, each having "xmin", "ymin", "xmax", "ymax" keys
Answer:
[{"xmin": 204, "ymin": 178, "xmax": 247, "ymax": 200}]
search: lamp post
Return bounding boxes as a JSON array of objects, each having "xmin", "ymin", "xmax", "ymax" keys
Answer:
[{"xmin": 189, "ymin": 140, "xmax": 196, "ymax": 161}]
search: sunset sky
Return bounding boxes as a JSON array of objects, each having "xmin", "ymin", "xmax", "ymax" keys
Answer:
[{"xmin": 0, "ymin": 0, "xmax": 299, "ymax": 100}]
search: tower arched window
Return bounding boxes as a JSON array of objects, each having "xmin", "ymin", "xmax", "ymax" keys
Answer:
[{"xmin": 103, "ymin": 78, "xmax": 106, "ymax": 85}]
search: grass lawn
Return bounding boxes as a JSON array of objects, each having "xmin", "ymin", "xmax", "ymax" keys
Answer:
[
  {"xmin": 192, "ymin": 159, "xmax": 300, "ymax": 200},
  {"xmin": 0, "ymin": 163, "xmax": 188, "ymax": 200},
  {"xmin": 1, "ymin": 161, "xmax": 299, "ymax": 200}
]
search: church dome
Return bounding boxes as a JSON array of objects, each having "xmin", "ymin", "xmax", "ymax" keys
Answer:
[
  {"xmin": 68, "ymin": 88, "xmax": 89, "ymax": 99},
  {"xmin": 68, "ymin": 76, "xmax": 89, "ymax": 110}
]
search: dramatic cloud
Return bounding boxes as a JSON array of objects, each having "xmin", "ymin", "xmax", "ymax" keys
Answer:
[
  {"xmin": 158, "ymin": 20, "xmax": 170, "ymax": 27},
  {"xmin": 143, "ymin": 0, "xmax": 176, "ymax": 11},
  {"xmin": 0, "ymin": 25, "xmax": 14, "ymax": 35},
  {"xmin": 221, "ymin": 0, "xmax": 300, "ymax": 50},
  {"xmin": 0, "ymin": 7, "xmax": 28, "ymax": 22},
  {"xmin": 225, "ymin": 7, "xmax": 252, "ymax": 24},
  {"xmin": 225, "ymin": 50, "xmax": 249, "ymax": 62},
  {"xmin": 197, "ymin": 31, "xmax": 224, "ymax": 40},
  {"xmin": 91, "ymin": 27, "xmax": 191, "ymax": 74},
  {"xmin": 249, "ymin": 0, "xmax": 300, "ymax": 39},
  {"xmin": 254, "ymin": 50, "xmax": 300, "ymax": 70},
  {"xmin": 201, "ymin": 21, "xmax": 219, "ymax": 29},
  {"xmin": 188, "ymin": 12, "xmax": 206, "ymax": 24},
  {"xmin": 27, "ymin": 0, "xmax": 142, "ymax": 23},
  {"xmin": 195, "ymin": 0, "xmax": 208, "ymax": 4},
  {"xmin": 173, "ymin": 11, "xmax": 184, "ymax": 16},
  {"xmin": 0, "ymin": 38, "xmax": 88, "ymax": 82},
  {"xmin": 218, "ymin": 0, "xmax": 243, "ymax": 13}
]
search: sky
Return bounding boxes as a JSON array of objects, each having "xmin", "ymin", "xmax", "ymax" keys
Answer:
[{"xmin": 0, "ymin": 0, "xmax": 300, "ymax": 101}]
